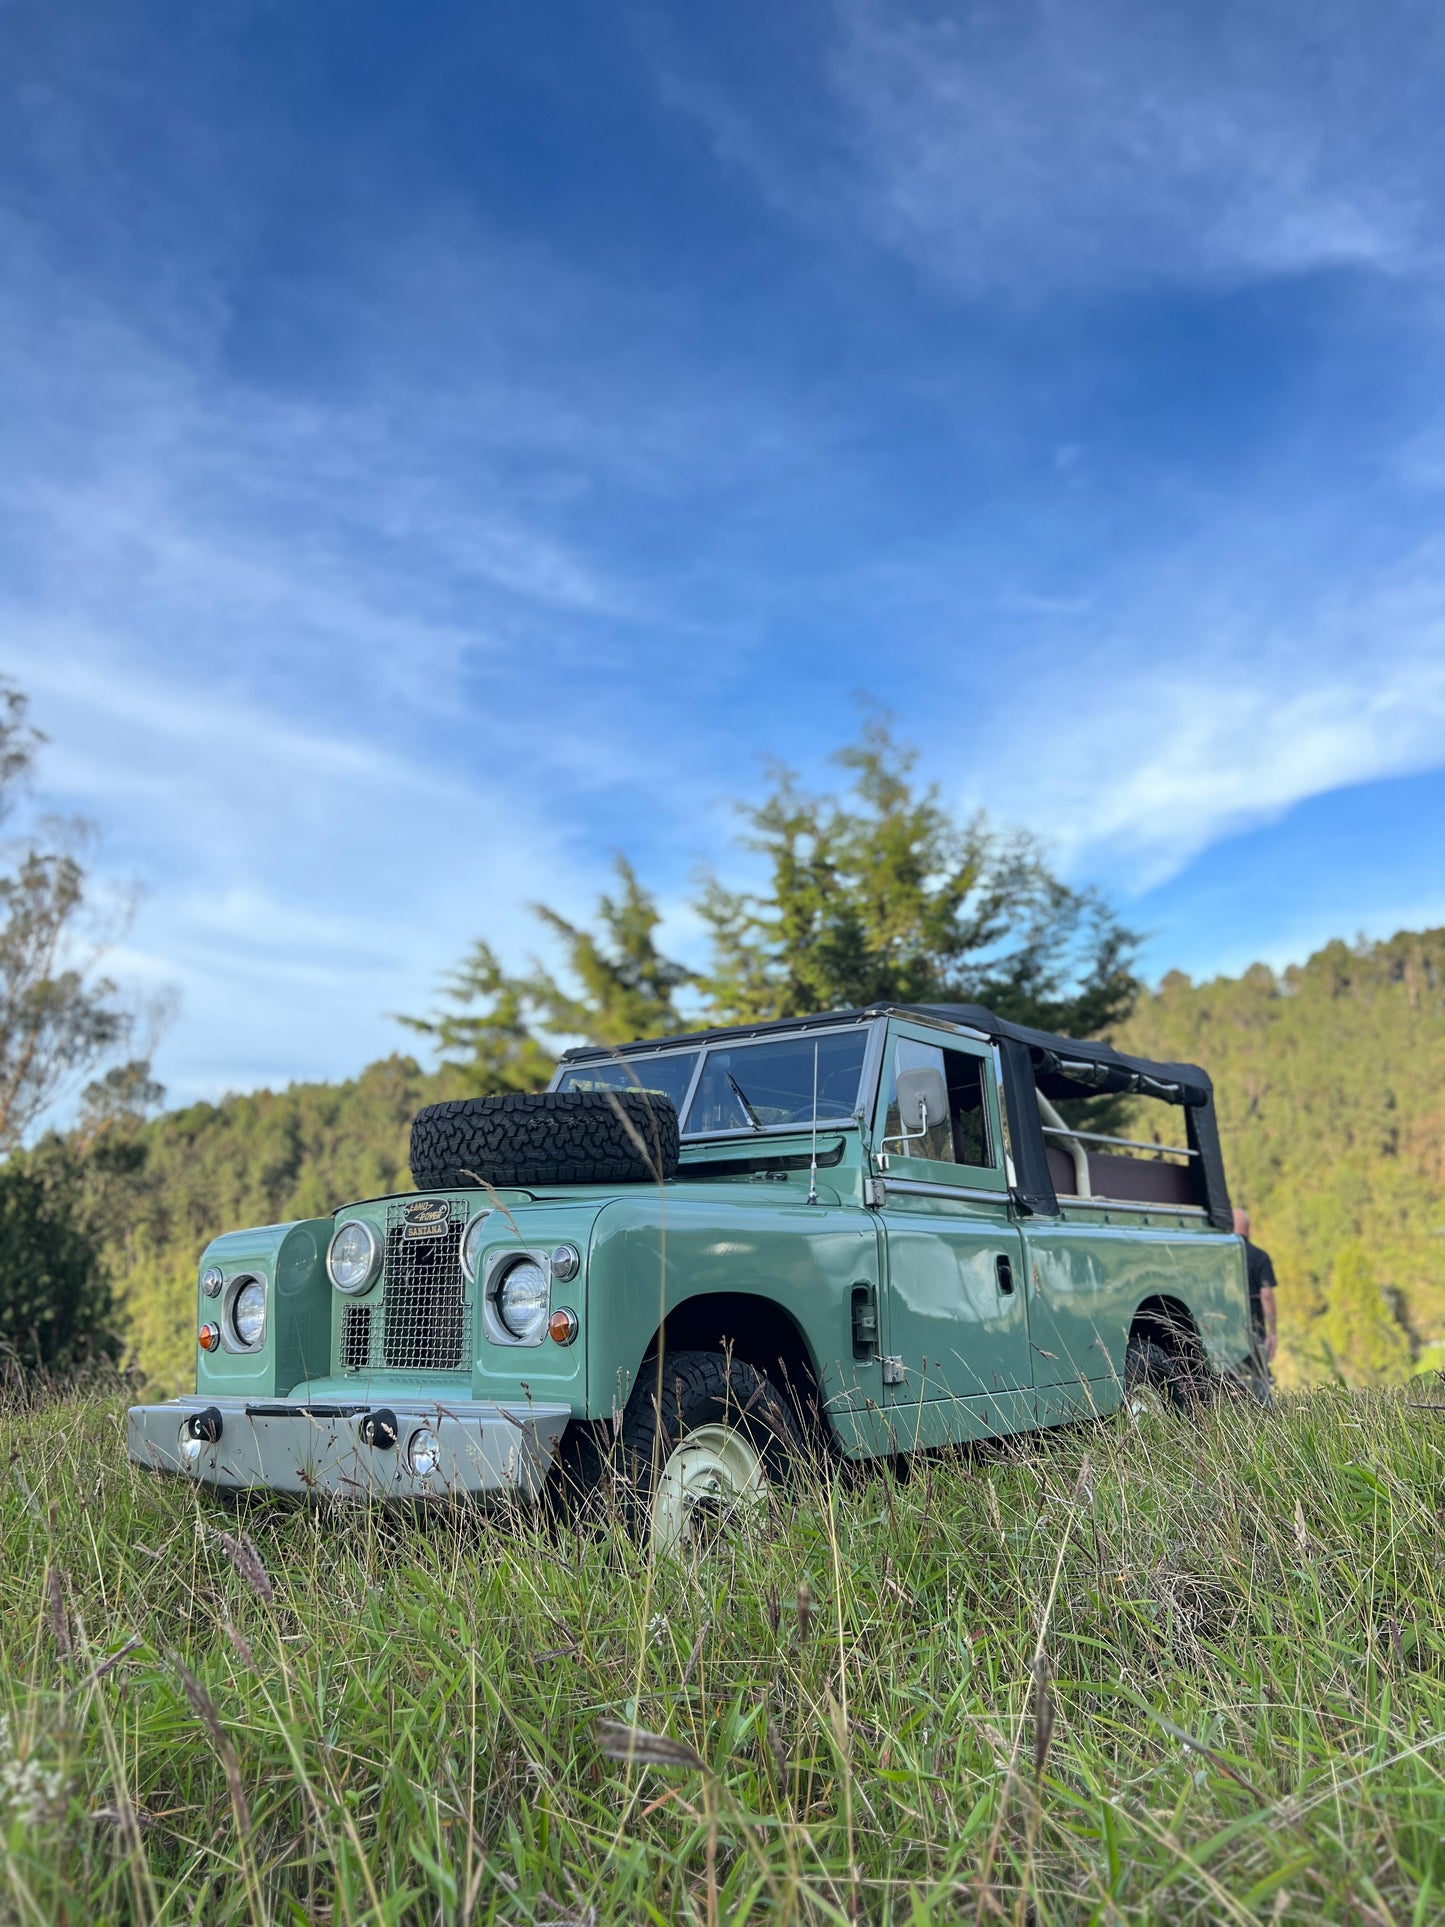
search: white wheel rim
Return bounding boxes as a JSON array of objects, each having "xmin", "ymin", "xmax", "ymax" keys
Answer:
[
  {"xmin": 1125, "ymin": 1383, "xmax": 1166, "ymax": 1422},
  {"xmin": 651, "ymin": 1423, "xmax": 768, "ymax": 1555}
]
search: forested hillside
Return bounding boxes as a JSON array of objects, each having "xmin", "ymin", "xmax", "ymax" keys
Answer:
[
  {"xmin": 107, "ymin": 928, "xmax": 1445, "ymax": 1395},
  {"xmin": 109, "ymin": 1056, "xmax": 461, "ymax": 1393},
  {"xmin": 1118, "ymin": 928, "xmax": 1445, "ymax": 1387}
]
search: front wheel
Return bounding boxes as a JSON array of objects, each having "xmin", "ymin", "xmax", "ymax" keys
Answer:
[{"xmin": 620, "ymin": 1350, "xmax": 803, "ymax": 1554}]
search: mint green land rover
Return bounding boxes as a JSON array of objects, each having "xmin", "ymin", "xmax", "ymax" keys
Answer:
[{"xmin": 127, "ymin": 1004, "xmax": 1252, "ymax": 1546}]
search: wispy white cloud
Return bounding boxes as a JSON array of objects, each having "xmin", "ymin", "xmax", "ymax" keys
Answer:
[
  {"xmin": 649, "ymin": 0, "xmax": 1445, "ymax": 295},
  {"xmin": 965, "ymin": 544, "xmax": 1445, "ymax": 888}
]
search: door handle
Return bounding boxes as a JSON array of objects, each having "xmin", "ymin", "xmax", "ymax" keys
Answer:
[{"xmin": 995, "ymin": 1253, "xmax": 1015, "ymax": 1295}]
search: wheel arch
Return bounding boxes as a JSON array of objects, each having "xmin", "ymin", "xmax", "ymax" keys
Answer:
[
  {"xmin": 1129, "ymin": 1293, "xmax": 1207, "ymax": 1370},
  {"xmin": 641, "ymin": 1291, "xmax": 825, "ymax": 1434}
]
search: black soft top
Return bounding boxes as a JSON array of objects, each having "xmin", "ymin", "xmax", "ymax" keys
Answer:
[{"xmin": 560, "ymin": 1003, "xmax": 1232, "ymax": 1228}]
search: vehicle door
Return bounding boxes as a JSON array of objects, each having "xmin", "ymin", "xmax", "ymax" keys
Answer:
[{"xmin": 872, "ymin": 1022, "xmax": 1032, "ymax": 1448}]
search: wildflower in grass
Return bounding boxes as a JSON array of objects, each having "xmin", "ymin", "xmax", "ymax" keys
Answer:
[{"xmin": 0, "ymin": 1716, "xmax": 63, "ymax": 1825}]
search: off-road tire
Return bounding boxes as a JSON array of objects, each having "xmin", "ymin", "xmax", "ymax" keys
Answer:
[
  {"xmin": 1122, "ymin": 1334, "xmax": 1198, "ymax": 1417},
  {"xmin": 409, "ymin": 1090, "xmax": 679, "ymax": 1191},
  {"xmin": 620, "ymin": 1349, "xmax": 804, "ymax": 1542}
]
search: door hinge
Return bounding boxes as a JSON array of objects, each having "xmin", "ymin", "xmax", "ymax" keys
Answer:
[
  {"xmin": 863, "ymin": 1177, "xmax": 887, "ymax": 1208},
  {"xmin": 881, "ymin": 1355, "xmax": 907, "ymax": 1386}
]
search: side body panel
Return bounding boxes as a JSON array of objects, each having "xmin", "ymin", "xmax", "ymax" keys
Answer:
[
  {"xmin": 583, "ymin": 1182, "xmax": 884, "ymax": 1451},
  {"xmin": 196, "ymin": 1219, "xmax": 334, "ymax": 1403},
  {"xmin": 1023, "ymin": 1211, "xmax": 1251, "ymax": 1389},
  {"xmin": 877, "ymin": 1191, "xmax": 1030, "ymax": 1415}
]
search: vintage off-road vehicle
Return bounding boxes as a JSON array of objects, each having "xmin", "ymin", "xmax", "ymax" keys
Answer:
[{"xmin": 128, "ymin": 1004, "xmax": 1251, "ymax": 1546}]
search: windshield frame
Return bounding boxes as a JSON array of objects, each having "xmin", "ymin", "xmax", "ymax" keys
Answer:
[
  {"xmin": 551, "ymin": 1049, "xmax": 704, "ymax": 1118},
  {"xmin": 553, "ymin": 1018, "xmax": 886, "ymax": 1142}
]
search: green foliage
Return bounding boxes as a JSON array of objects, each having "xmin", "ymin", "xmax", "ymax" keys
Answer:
[
  {"xmin": 0, "ymin": 679, "xmax": 143, "ymax": 1150},
  {"xmin": 0, "ymin": 1140, "xmax": 117, "ymax": 1370},
  {"xmin": 395, "ymin": 942, "xmax": 555, "ymax": 1096},
  {"xmin": 700, "ymin": 717, "xmax": 1138, "ymax": 1035},
  {"xmin": 1320, "ymin": 1243, "xmax": 1415, "ymax": 1388},
  {"xmin": 1117, "ymin": 930, "xmax": 1445, "ymax": 1388},
  {"xmin": 532, "ymin": 856, "xmax": 696, "ymax": 1047},
  {"xmin": 5, "ymin": 1384, "xmax": 1445, "ymax": 1921},
  {"xmin": 403, "ymin": 717, "xmax": 1140, "ymax": 1088},
  {"xmin": 108, "ymin": 1056, "xmax": 459, "ymax": 1393}
]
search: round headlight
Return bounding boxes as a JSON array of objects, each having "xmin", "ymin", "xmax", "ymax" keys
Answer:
[
  {"xmin": 328, "ymin": 1219, "xmax": 381, "ymax": 1294},
  {"xmin": 459, "ymin": 1210, "xmax": 492, "ymax": 1281},
  {"xmin": 200, "ymin": 1265, "xmax": 224, "ymax": 1299},
  {"xmin": 496, "ymin": 1259, "xmax": 549, "ymax": 1342},
  {"xmin": 407, "ymin": 1426, "xmax": 440, "ymax": 1478},
  {"xmin": 231, "ymin": 1278, "xmax": 266, "ymax": 1349}
]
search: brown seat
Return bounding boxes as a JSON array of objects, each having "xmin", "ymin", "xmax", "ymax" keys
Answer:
[{"xmin": 1086, "ymin": 1151, "xmax": 1196, "ymax": 1207}]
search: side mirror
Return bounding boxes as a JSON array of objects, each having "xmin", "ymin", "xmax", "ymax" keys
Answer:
[{"xmin": 895, "ymin": 1066, "xmax": 948, "ymax": 1135}]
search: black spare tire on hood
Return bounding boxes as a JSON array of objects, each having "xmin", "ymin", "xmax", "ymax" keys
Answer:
[{"xmin": 409, "ymin": 1089, "xmax": 680, "ymax": 1191}]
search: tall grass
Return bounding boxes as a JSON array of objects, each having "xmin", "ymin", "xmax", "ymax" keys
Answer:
[{"xmin": 2, "ymin": 1383, "xmax": 1443, "ymax": 1923}]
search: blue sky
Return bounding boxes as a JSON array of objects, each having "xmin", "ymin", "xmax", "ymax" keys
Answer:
[{"xmin": 3, "ymin": 0, "xmax": 1444, "ymax": 1112}]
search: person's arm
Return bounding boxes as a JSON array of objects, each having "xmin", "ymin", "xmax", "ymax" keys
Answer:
[{"xmin": 1259, "ymin": 1283, "xmax": 1277, "ymax": 1362}]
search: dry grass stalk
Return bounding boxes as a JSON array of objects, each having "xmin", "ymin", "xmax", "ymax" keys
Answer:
[
  {"xmin": 44, "ymin": 1563, "xmax": 72, "ymax": 1658},
  {"xmin": 213, "ymin": 1528, "xmax": 275, "ymax": 1602},
  {"xmin": 795, "ymin": 1579, "xmax": 813, "ymax": 1637},
  {"xmin": 80, "ymin": 1632, "xmax": 142, "ymax": 1688},
  {"xmin": 1030, "ymin": 1652, "xmax": 1054, "ymax": 1779},
  {"xmin": 596, "ymin": 1719, "xmax": 706, "ymax": 1771},
  {"xmin": 174, "ymin": 1657, "xmax": 253, "ymax": 1833}
]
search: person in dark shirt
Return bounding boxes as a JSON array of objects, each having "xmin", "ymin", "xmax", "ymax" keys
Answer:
[{"xmin": 1233, "ymin": 1206, "xmax": 1277, "ymax": 1392}]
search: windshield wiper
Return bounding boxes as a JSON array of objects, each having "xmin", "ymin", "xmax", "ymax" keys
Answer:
[{"xmin": 725, "ymin": 1072, "xmax": 765, "ymax": 1132}]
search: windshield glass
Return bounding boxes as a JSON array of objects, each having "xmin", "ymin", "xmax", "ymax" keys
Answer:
[
  {"xmin": 684, "ymin": 1030, "xmax": 868, "ymax": 1134},
  {"xmin": 554, "ymin": 1052, "xmax": 699, "ymax": 1118}
]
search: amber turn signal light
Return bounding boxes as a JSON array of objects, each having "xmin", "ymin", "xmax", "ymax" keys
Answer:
[
  {"xmin": 548, "ymin": 1307, "xmax": 579, "ymax": 1345},
  {"xmin": 198, "ymin": 1323, "xmax": 221, "ymax": 1351}
]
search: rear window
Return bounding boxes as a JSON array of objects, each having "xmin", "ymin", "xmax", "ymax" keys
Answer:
[
  {"xmin": 684, "ymin": 1031, "xmax": 868, "ymax": 1135},
  {"xmin": 554, "ymin": 1052, "xmax": 699, "ymax": 1118}
]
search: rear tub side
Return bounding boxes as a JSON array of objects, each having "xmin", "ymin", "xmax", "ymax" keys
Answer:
[
  {"xmin": 582, "ymin": 1183, "xmax": 885, "ymax": 1454},
  {"xmin": 1024, "ymin": 1211, "xmax": 1251, "ymax": 1393}
]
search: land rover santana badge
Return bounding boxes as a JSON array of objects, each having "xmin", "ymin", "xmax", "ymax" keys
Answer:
[{"xmin": 402, "ymin": 1198, "xmax": 451, "ymax": 1239}]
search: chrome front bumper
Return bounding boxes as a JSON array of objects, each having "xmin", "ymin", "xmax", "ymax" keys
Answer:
[{"xmin": 126, "ymin": 1397, "xmax": 572, "ymax": 1501}]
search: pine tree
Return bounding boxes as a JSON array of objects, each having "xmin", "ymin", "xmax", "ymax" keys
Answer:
[{"xmin": 530, "ymin": 857, "xmax": 695, "ymax": 1047}]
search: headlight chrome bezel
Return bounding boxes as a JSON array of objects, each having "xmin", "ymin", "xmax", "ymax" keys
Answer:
[
  {"xmin": 482, "ymin": 1251, "xmax": 552, "ymax": 1347},
  {"xmin": 223, "ymin": 1274, "xmax": 267, "ymax": 1352},
  {"xmin": 328, "ymin": 1218, "xmax": 382, "ymax": 1295},
  {"xmin": 458, "ymin": 1209, "xmax": 493, "ymax": 1283}
]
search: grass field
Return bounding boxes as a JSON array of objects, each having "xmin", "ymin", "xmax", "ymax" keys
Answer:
[{"xmin": 3, "ymin": 1381, "xmax": 1443, "ymax": 1925}]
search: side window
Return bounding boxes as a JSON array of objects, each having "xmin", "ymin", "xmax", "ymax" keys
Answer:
[{"xmin": 880, "ymin": 1038, "xmax": 996, "ymax": 1170}]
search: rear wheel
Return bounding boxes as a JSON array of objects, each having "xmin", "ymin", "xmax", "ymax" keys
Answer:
[
  {"xmin": 1122, "ymin": 1334, "xmax": 1198, "ymax": 1420},
  {"xmin": 620, "ymin": 1349, "xmax": 803, "ymax": 1554}
]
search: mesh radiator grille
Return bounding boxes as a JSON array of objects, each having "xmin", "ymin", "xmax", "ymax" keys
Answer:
[{"xmin": 338, "ymin": 1201, "xmax": 471, "ymax": 1373}]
